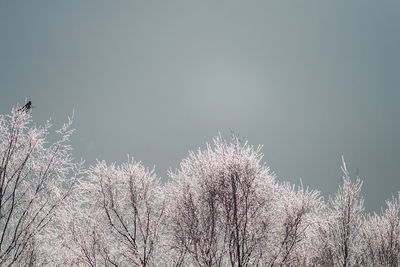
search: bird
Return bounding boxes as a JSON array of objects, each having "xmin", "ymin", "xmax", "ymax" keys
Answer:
[{"xmin": 19, "ymin": 101, "xmax": 32, "ymax": 112}]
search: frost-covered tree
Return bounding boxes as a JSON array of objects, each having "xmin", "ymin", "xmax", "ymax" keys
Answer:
[
  {"xmin": 167, "ymin": 135, "xmax": 278, "ymax": 266},
  {"xmin": 166, "ymin": 136, "xmax": 328, "ymax": 267},
  {"xmin": 360, "ymin": 193, "xmax": 400, "ymax": 266},
  {"xmin": 313, "ymin": 157, "xmax": 364, "ymax": 267},
  {"xmin": 268, "ymin": 182, "xmax": 323, "ymax": 267},
  {"xmin": 61, "ymin": 159, "xmax": 166, "ymax": 267},
  {"xmin": 0, "ymin": 105, "xmax": 79, "ymax": 266}
]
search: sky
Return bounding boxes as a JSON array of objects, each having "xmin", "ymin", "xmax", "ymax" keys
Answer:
[{"xmin": 0, "ymin": 0, "xmax": 399, "ymax": 213}]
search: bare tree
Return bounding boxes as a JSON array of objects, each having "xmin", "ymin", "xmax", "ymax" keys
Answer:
[
  {"xmin": 166, "ymin": 135, "xmax": 277, "ymax": 267},
  {"xmin": 62, "ymin": 159, "xmax": 166, "ymax": 267},
  {"xmin": 360, "ymin": 193, "xmax": 400, "ymax": 266},
  {"xmin": 267, "ymin": 182, "xmax": 323, "ymax": 267},
  {"xmin": 0, "ymin": 105, "xmax": 79, "ymax": 266},
  {"xmin": 313, "ymin": 157, "xmax": 364, "ymax": 267}
]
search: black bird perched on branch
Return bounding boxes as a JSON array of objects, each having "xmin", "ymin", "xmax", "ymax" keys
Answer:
[{"xmin": 19, "ymin": 101, "xmax": 32, "ymax": 112}]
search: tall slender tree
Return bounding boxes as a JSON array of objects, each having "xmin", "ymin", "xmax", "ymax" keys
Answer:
[{"xmin": 314, "ymin": 157, "xmax": 364, "ymax": 267}]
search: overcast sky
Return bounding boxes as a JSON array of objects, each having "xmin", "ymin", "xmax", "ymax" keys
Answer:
[{"xmin": 1, "ymin": 0, "xmax": 399, "ymax": 212}]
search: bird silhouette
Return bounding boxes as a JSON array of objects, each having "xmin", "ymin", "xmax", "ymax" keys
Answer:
[{"xmin": 19, "ymin": 101, "xmax": 32, "ymax": 112}]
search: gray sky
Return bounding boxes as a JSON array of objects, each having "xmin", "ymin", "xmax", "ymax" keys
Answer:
[{"xmin": 1, "ymin": 0, "xmax": 399, "ymax": 212}]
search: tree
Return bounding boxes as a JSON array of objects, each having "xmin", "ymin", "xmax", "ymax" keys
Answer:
[
  {"xmin": 166, "ymin": 135, "xmax": 277, "ymax": 267},
  {"xmin": 268, "ymin": 182, "xmax": 323, "ymax": 267},
  {"xmin": 360, "ymin": 193, "xmax": 400, "ymax": 266},
  {"xmin": 61, "ymin": 159, "xmax": 166, "ymax": 267},
  {"xmin": 313, "ymin": 157, "xmax": 364, "ymax": 267},
  {"xmin": 0, "ymin": 105, "xmax": 80, "ymax": 266}
]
